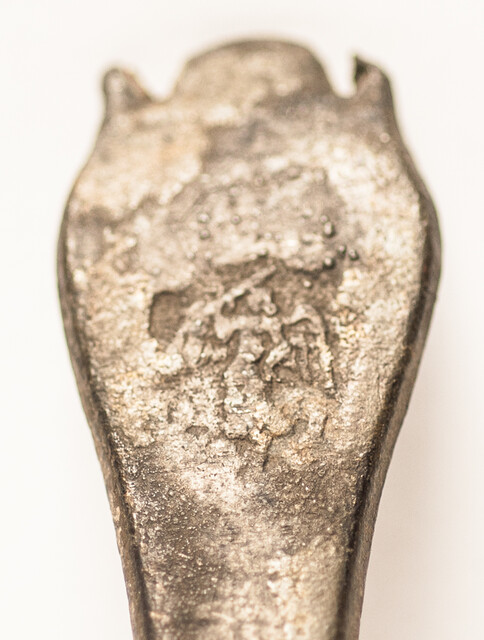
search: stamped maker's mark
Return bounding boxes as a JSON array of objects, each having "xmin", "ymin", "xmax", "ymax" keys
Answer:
[{"xmin": 149, "ymin": 260, "xmax": 335, "ymax": 453}]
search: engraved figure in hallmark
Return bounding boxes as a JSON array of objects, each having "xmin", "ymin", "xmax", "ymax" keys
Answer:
[{"xmin": 151, "ymin": 262, "xmax": 335, "ymax": 446}]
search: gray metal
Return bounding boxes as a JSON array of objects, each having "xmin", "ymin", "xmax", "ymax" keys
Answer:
[{"xmin": 58, "ymin": 40, "xmax": 440, "ymax": 640}]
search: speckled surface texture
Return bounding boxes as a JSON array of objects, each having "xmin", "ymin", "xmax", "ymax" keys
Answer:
[{"xmin": 58, "ymin": 40, "xmax": 440, "ymax": 640}]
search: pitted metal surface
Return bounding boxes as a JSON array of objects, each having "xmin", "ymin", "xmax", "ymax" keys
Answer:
[{"xmin": 58, "ymin": 41, "xmax": 440, "ymax": 640}]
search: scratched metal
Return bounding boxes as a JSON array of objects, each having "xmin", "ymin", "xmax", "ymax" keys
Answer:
[{"xmin": 58, "ymin": 41, "xmax": 440, "ymax": 640}]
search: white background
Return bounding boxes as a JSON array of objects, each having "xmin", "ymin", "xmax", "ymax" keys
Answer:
[{"xmin": 1, "ymin": 1, "xmax": 482, "ymax": 638}]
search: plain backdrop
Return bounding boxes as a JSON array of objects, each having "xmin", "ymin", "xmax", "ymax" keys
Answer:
[{"xmin": 1, "ymin": 1, "xmax": 482, "ymax": 638}]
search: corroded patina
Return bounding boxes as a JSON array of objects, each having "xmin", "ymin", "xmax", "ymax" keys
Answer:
[{"xmin": 58, "ymin": 41, "xmax": 440, "ymax": 640}]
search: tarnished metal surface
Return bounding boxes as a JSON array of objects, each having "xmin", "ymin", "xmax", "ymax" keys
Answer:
[{"xmin": 58, "ymin": 41, "xmax": 440, "ymax": 640}]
